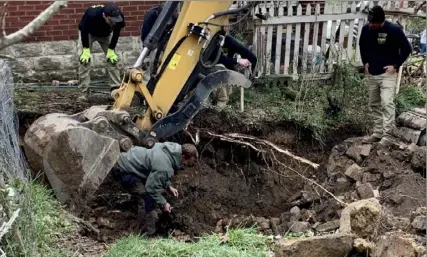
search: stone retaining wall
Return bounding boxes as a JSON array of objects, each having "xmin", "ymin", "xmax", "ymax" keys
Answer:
[{"xmin": 3, "ymin": 36, "xmax": 142, "ymax": 83}]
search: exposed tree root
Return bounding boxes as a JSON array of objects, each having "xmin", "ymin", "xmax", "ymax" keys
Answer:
[
  {"xmin": 198, "ymin": 129, "xmax": 320, "ymax": 170},
  {"xmin": 194, "ymin": 129, "xmax": 349, "ymax": 207}
]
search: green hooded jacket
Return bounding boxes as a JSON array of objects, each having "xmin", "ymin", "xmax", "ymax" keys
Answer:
[{"xmin": 116, "ymin": 142, "xmax": 182, "ymax": 206}]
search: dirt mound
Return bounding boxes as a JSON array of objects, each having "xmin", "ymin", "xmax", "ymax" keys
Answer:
[{"xmin": 326, "ymin": 137, "xmax": 426, "ymax": 219}]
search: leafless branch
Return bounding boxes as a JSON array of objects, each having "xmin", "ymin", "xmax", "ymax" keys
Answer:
[
  {"xmin": 0, "ymin": 1, "xmax": 68, "ymax": 50},
  {"xmin": 414, "ymin": 1, "xmax": 427, "ymax": 14},
  {"xmin": 1, "ymin": 2, "xmax": 8, "ymax": 37}
]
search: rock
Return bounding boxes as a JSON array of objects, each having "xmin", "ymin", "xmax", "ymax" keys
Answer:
[
  {"xmin": 335, "ymin": 177, "xmax": 351, "ymax": 194},
  {"xmin": 96, "ymin": 217, "xmax": 113, "ymax": 229},
  {"xmin": 274, "ymin": 233, "xmax": 355, "ymax": 257},
  {"xmin": 373, "ymin": 190, "xmax": 380, "ymax": 198},
  {"xmin": 255, "ymin": 217, "xmax": 270, "ymax": 230},
  {"xmin": 300, "ymin": 209, "xmax": 316, "ymax": 223},
  {"xmin": 356, "ymin": 183, "xmax": 375, "ymax": 199},
  {"xmin": 383, "ymin": 169, "xmax": 395, "ymax": 178},
  {"xmin": 270, "ymin": 218, "xmax": 281, "ymax": 235},
  {"xmin": 373, "ymin": 232, "xmax": 427, "ymax": 257},
  {"xmin": 346, "ymin": 146, "xmax": 362, "ymax": 162},
  {"xmin": 360, "ymin": 144, "xmax": 372, "ymax": 157},
  {"xmin": 354, "ymin": 238, "xmax": 375, "ymax": 253},
  {"xmin": 315, "ymin": 220, "xmax": 340, "ymax": 233},
  {"xmin": 411, "ymin": 146, "xmax": 426, "ymax": 172},
  {"xmin": 345, "ymin": 164, "xmax": 364, "ymax": 181},
  {"xmin": 362, "ymin": 173, "xmax": 381, "ymax": 183},
  {"xmin": 407, "ymin": 143, "xmax": 420, "ymax": 154},
  {"xmin": 43, "ymin": 40, "xmax": 78, "ymax": 56},
  {"xmin": 350, "ymin": 191, "xmax": 360, "ymax": 201},
  {"xmin": 288, "ymin": 221, "xmax": 311, "ymax": 233},
  {"xmin": 411, "ymin": 215, "xmax": 426, "ymax": 231},
  {"xmin": 13, "ymin": 42, "xmax": 42, "ymax": 57},
  {"xmin": 339, "ymin": 198, "xmax": 381, "ymax": 238},
  {"xmin": 289, "ymin": 206, "xmax": 301, "ymax": 222}
]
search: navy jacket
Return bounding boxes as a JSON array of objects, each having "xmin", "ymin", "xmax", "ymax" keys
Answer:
[
  {"xmin": 359, "ymin": 21, "xmax": 411, "ymax": 75},
  {"xmin": 78, "ymin": 4, "xmax": 126, "ymax": 50}
]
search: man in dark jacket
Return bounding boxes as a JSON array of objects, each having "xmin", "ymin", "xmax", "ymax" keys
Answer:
[
  {"xmin": 77, "ymin": 3, "xmax": 125, "ymax": 101},
  {"xmin": 359, "ymin": 5, "xmax": 411, "ymax": 145},
  {"xmin": 112, "ymin": 142, "xmax": 198, "ymax": 236}
]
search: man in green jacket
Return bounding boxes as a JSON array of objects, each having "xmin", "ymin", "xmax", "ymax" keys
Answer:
[{"xmin": 112, "ymin": 142, "xmax": 198, "ymax": 236}]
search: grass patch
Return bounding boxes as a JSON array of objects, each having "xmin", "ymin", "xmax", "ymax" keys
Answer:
[
  {"xmin": 106, "ymin": 228, "xmax": 273, "ymax": 257},
  {"xmin": 229, "ymin": 63, "xmax": 370, "ymax": 143},
  {"xmin": 2, "ymin": 180, "xmax": 73, "ymax": 257},
  {"xmin": 395, "ymin": 84, "xmax": 426, "ymax": 115}
]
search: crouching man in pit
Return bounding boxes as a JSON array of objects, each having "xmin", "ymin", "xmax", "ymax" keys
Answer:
[{"xmin": 111, "ymin": 142, "xmax": 198, "ymax": 236}]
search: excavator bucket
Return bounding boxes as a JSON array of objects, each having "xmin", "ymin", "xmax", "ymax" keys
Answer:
[{"xmin": 23, "ymin": 107, "xmax": 126, "ymax": 212}]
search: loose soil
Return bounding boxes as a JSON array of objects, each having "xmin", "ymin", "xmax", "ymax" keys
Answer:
[{"xmin": 15, "ymin": 88, "xmax": 425, "ymax": 250}]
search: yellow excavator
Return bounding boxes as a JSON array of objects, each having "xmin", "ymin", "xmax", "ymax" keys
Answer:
[{"xmin": 23, "ymin": 1, "xmax": 265, "ymax": 211}]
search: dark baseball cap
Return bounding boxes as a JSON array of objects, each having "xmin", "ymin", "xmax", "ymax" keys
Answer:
[
  {"xmin": 368, "ymin": 5, "xmax": 385, "ymax": 24},
  {"xmin": 104, "ymin": 3, "xmax": 123, "ymax": 24}
]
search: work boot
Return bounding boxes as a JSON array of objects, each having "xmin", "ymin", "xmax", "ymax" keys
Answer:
[
  {"xmin": 140, "ymin": 211, "xmax": 157, "ymax": 237},
  {"xmin": 77, "ymin": 88, "xmax": 90, "ymax": 101},
  {"xmin": 362, "ymin": 134, "xmax": 382, "ymax": 143},
  {"xmin": 378, "ymin": 136, "xmax": 393, "ymax": 147}
]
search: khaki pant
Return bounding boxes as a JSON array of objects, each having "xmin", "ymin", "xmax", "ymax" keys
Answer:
[
  {"xmin": 210, "ymin": 64, "xmax": 234, "ymax": 106},
  {"xmin": 78, "ymin": 34, "xmax": 122, "ymax": 92},
  {"xmin": 367, "ymin": 72, "xmax": 398, "ymax": 137}
]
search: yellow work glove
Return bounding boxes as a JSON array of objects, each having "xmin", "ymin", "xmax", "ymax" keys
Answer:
[
  {"xmin": 79, "ymin": 48, "xmax": 91, "ymax": 64},
  {"xmin": 106, "ymin": 48, "xmax": 119, "ymax": 64}
]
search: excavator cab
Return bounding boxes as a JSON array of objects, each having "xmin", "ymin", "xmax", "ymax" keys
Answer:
[{"xmin": 23, "ymin": 1, "xmax": 263, "ymax": 212}]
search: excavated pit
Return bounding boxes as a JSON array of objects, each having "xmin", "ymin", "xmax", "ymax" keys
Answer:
[{"xmin": 15, "ymin": 88, "xmax": 425, "ymax": 249}]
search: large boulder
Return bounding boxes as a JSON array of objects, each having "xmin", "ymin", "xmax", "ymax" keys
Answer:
[
  {"xmin": 274, "ymin": 233, "xmax": 355, "ymax": 257},
  {"xmin": 339, "ymin": 198, "xmax": 381, "ymax": 239},
  {"xmin": 373, "ymin": 232, "xmax": 426, "ymax": 257}
]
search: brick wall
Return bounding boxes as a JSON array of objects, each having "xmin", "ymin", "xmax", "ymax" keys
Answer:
[{"xmin": 3, "ymin": 1, "xmax": 160, "ymax": 42}]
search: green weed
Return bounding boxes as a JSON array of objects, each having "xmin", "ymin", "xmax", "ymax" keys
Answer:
[
  {"xmin": 106, "ymin": 227, "xmax": 272, "ymax": 257},
  {"xmin": 2, "ymin": 181, "xmax": 72, "ymax": 257},
  {"xmin": 395, "ymin": 84, "xmax": 426, "ymax": 115}
]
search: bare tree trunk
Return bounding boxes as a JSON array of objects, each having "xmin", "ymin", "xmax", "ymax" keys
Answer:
[{"xmin": 0, "ymin": 1, "xmax": 68, "ymax": 50}]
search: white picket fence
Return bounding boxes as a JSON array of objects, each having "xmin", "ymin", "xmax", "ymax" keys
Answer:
[{"xmin": 250, "ymin": 0, "xmax": 413, "ymax": 78}]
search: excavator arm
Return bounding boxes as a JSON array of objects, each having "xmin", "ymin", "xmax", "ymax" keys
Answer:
[{"xmin": 23, "ymin": 1, "xmax": 261, "ymax": 211}]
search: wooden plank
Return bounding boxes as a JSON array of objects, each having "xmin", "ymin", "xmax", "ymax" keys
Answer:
[
  {"xmin": 302, "ymin": 4, "xmax": 311, "ymax": 73},
  {"xmin": 311, "ymin": 3, "xmax": 321, "ymax": 73},
  {"xmin": 347, "ymin": 2, "xmax": 357, "ymax": 61},
  {"xmin": 252, "ymin": 24, "xmax": 259, "ymax": 76},
  {"xmin": 328, "ymin": 17, "xmax": 337, "ymax": 72},
  {"xmin": 259, "ymin": 5, "xmax": 267, "ymax": 75},
  {"xmin": 265, "ymin": 5, "xmax": 274, "ymax": 75},
  {"xmin": 320, "ymin": 1, "xmax": 330, "ymax": 73},
  {"xmin": 292, "ymin": 4, "xmax": 302, "ymax": 76},
  {"xmin": 338, "ymin": 2, "xmax": 347, "ymax": 61},
  {"xmin": 259, "ymin": 12, "xmax": 368, "ymax": 25},
  {"xmin": 284, "ymin": 6, "xmax": 292, "ymax": 75},
  {"xmin": 355, "ymin": 1, "xmax": 366, "ymax": 63},
  {"xmin": 275, "ymin": 5, "xmax": 284, "ymax": 74}
]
